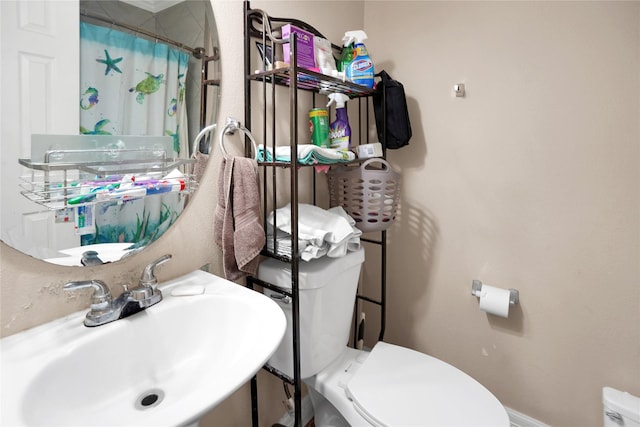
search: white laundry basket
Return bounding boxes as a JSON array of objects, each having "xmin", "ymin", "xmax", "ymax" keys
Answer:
[{"xmin": 328, "ymin": 158, "xmax": 400, "ymax": 232}]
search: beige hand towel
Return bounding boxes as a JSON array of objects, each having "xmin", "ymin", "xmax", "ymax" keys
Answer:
[{"xmin": 214, "ymin": 157, "xmax": 265, "ymax": 281}]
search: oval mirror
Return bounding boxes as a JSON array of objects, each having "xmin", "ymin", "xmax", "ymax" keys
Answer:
[{"xmin": 0, "ymin": 0, "xmax": 219, "ymax": 265}]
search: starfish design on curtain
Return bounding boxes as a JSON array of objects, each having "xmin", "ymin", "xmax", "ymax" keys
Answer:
[{"xmin": 96, "ymin": 49, "xmax": 123, "ymax": 75}]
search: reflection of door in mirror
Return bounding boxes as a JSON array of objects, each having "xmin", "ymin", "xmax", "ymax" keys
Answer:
[
  {"xmin": 1, "ymin": 0, "xmax": 220, "ymax": 263},
  {"xmin": 1, "ymin": 1, "xmax": 80, "ymax": 258}
]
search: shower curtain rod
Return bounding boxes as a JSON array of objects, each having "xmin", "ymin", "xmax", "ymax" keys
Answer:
[{"xmin": 80, "ymin": 10, "xmax": 205, "ymax": 59}]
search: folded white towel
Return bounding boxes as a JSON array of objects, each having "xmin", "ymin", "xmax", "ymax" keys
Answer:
[
  {"xmin": 269, "ymin": 203, "xmax": 354, "ymax": 245},
  {"xmin": 327, "ymin": 206, "xmax": 362, "ymax": 257},
  {"xmin": 267, "ymin": 204, "xmax": 360, "ymax": 261},
  {"xmin": 266, "ymin": 224, "xmax": 329, "ymax": 261},
  {"xmin": 258, "ymin": 144, "xmax": 355, "ymax": 164}
]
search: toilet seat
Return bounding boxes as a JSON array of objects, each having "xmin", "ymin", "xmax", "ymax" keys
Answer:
[{"xmin": 307, "ymin": 342, "xmax": 510, "ymax": 427}]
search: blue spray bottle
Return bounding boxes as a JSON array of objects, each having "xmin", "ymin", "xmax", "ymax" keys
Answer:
[
  {"xmin": 343, "ymin": 30, "xmax": 374, "ymax": 88},
  {"xmin": 327, "ymin": 93, "xmax": 351, "ymax": 151}
]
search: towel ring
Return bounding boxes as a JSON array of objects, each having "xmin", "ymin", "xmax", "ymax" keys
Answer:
[
  {"xmin": 219, "ymin": 117, "xmax": 258, "ymax": 160},
  {"xmin": 192, "ymin": 123, "xmax": 216, "ymax": 155}
]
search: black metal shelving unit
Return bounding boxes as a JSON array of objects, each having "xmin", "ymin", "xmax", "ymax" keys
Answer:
[{"xmin": 243, "ymin": 3, "xmax": 388, "ymax": 426}]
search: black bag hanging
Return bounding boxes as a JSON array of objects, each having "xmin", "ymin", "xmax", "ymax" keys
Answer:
[{"xmin": 372, "ymin": 70, "xmax": 412, "ymax": 149}]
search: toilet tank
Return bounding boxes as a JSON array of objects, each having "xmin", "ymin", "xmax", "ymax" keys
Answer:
[
  {"xmin": 257, "ymin": 248, "xmax": 365, "ymax": 379},
  {"xmin": 603, "ymin": 387, "xmax": 640, "ymax": 427}
]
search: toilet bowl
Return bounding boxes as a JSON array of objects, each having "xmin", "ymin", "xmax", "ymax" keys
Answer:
[
  {"xmin": 258, "ymin": 248, "xmax": 510, "ymax": 427},
  {"xmin": 306, "ymin": 343, "xmax": 509, "ymax": 427}
]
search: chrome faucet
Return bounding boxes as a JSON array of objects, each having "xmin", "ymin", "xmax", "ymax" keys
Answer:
[
  {"xmin": 81, "ymin": 250, "xmax": 105, "ymax": 266},
  {"xmin": 64, "ymin": 254, "xmax": 172, "ymax": 327}
]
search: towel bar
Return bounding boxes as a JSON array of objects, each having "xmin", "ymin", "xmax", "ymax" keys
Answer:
[{"xmin": 219, "ymin": 117, "xmax": 258, "ymax": 160}]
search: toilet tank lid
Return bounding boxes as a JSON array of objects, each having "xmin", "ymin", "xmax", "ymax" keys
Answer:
[
  {"xmin": 603, "ymin": 387, "xmax": 640, "ymax": 422},
  {"xmin": 257, "ymin": 248, "xmax": 365, "ymax": 290}
]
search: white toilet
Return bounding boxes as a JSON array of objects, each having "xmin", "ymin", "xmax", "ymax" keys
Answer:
[
  {"xmin": 603, "ymin": 387, "xmax": 640, "ymax": 427},
  {"xmin": 258, "ymin": 248, "xmax": 510, "ymax": 426}
]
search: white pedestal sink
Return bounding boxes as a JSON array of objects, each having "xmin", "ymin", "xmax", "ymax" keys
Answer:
[{"xmin": 1, "ymin": 270, "xmax": 286, "ymax": 426}]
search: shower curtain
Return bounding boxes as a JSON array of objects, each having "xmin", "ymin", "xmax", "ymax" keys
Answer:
[{"xmin": 79, "ymin": 22, "xmax": 190, "ymax": 247}]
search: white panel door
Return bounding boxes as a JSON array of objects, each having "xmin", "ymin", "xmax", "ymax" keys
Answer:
[{"xmin": 1, "ymin": 0, "xmax": 79, "ymax": 258}]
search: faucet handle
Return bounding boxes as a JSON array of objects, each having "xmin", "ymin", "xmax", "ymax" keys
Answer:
[
  {"xmin": 139, "ymin": 254, "xmax": 172, "ymax": 288},
  {"xmin": 63, "ymin": 280, "xmax": 112, "ymax": 311}
]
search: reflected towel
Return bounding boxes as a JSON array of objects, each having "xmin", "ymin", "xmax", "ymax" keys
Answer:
[
  {"xmin": 185, "ymin": 151, "xmax": 208, "ymax": 205},
  {"xmin": 191, "ymin": 151, "xmax": 209, "ymax": 184},
  {"xmin": 214, "ymin": 156, "xmax": 265, "ymax": 280}
]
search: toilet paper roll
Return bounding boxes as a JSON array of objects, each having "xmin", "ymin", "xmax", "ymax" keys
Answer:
[{"xmin": 479, "ymin": 285, "xmax": 511, "ymax": 318}]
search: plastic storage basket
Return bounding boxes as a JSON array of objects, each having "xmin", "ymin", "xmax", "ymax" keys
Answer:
[{"xmin": 328, "ymin": 158, "xmax": 400, "ymax": 232}]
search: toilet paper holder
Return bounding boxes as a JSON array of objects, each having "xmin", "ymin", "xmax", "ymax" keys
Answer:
[{"xmin": 471, "ymin": 280, "xmax": 519, "ymax": 305}]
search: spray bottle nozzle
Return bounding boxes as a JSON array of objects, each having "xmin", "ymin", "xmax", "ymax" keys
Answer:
[
  {"xmin": 342, "ymin": 35, "xmax": 355, "ymax": 47},
  {"xmin": 342, "ymin": 30, "xmax": 368, "ymax": 47},
  {"xmin": 326, "ymin": 93, "xmax": 350, "ymax": 108}
]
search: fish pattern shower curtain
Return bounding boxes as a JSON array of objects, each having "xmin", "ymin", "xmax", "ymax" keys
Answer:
[{"xmin": 79, "ymin": 22, "xmax": 190, "ymax": 247}]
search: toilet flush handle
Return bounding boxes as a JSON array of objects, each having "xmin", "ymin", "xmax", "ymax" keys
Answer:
[
  {"xmin": 605, "ymin": 410, "xmax": 623, "ymax": 423},
  {"xmin": 268, "ymin": 292, "xmax": 291, "ymax": 304}
]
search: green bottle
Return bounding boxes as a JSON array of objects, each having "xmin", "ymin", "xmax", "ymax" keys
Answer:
[{"xmin": 338, "ymin": 42, "xmax": 354, "ymax": 73}]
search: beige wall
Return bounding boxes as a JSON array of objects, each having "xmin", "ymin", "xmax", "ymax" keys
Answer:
[
  {"xmin": 363, "ymin": 1, "xmax": 640, "ymax": 426},
  {"xmin": 1, "ymin": 1, "xmax": 638, "ymax": 426}
]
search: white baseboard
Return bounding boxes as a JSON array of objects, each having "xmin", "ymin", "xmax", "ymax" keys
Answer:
[{"xmin": 506, "ymin": 406, "xmax": 551, "ymax": 427}]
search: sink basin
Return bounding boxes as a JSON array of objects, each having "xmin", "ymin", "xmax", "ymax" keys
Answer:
[{"xmin": 1, "ymin": 270, "xmax": 286, "ymax": 426}]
